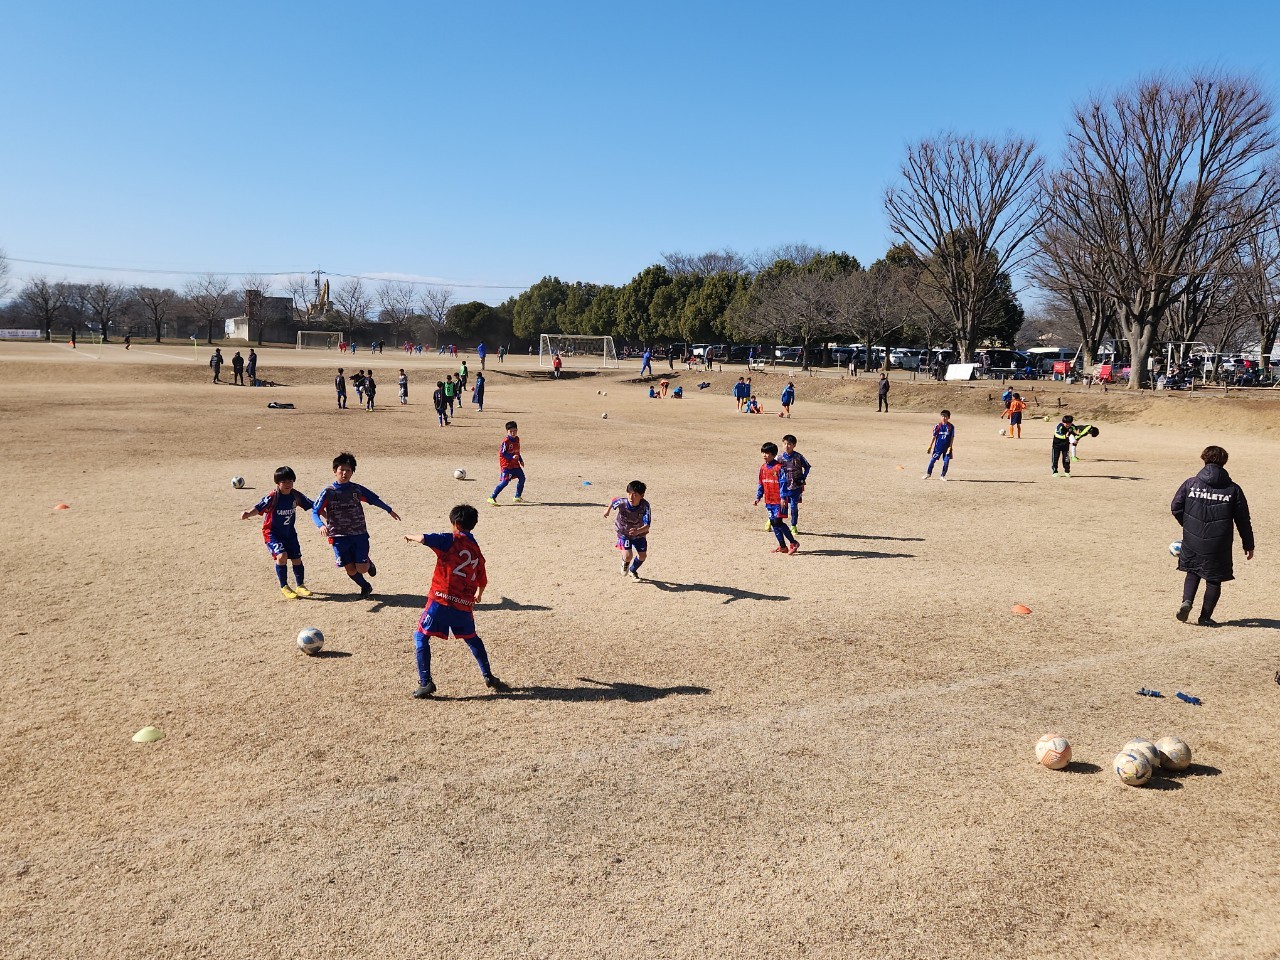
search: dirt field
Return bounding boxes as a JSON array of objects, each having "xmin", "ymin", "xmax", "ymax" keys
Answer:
[{"xmin": 2, "ymin": 340, "xmax": 1278, "ymax": 959}]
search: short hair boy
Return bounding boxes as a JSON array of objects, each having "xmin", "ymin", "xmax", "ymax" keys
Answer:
[
  {"xmin": 779, "ymin": 434, "xmax": 811, "ymax": 532},
  {"xmin": 241, "ymin": 465, "xmax": 314, "ymax": 599},
  {"xmin": 488, "ymin": 421, "xmax": 526, "ymax": 504},
  {"xmin": 922, "ymin": 410, "xmax": 955, "ymax": 480},
  {"xmin": 604, "ymin": 480, "xmax": 652, "ymax": 580},
  {"xmin": 756, "ymin": 442, "xmax": 798, "ymax": 554},
  {"xmin": 311, "ymin": 452, "xmax": 401, "ymax": 595}
]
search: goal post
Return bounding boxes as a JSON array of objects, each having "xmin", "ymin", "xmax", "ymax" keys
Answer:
[
  {"xmin": 297, "ymin": 330, "xmax": 342, "ymax": 350},
  {"xmin": 539, "ymin": 334, "xmax": 618, "ymax": 369}
]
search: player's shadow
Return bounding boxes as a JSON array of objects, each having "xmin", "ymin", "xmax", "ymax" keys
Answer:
[
  {"xmin": 1163, "ymin": 763, "xmax": 1221, "ymax": 778},
  {"xmin": 802, "ymin": 548, "xmax": 916, "ymax": 559},
  {"xmin": 526, "ymin": 501, "xmax": 609, "ymax": 508},
  {"xmin": 313, "ymin": 650, "xmax": 353, "ymax": 659},
  {"xmin": 476, "ymin": 596, "xmax": 553, "ymax": 612},
  {"xmin": 1062, "ymin": 761, "xmax": 1103, "ymax": 774},
  {"xmin": 645, "ymin": 579, "xmax": 789, "ymax": 604},
  {"xmin": 1077, "ymin": 475, "xmax": 1146, "ymax": 481},
  {"xmin": 946, "ymin": 479, "xmax": 1036, "ymax": 485},
  {"xmin": 804, "ymin": 532, "xmax": 925, "ymax": 543},
  {"xmin": 1223, "ymin": 617, "xmax": 1280, "ymax": 629},
  {"xmin": 1090, "ymin": 458, "xmax": 1138, "ymax": 463},
  {"xmin": 451, "ymin": 677, "xmax": 710, "ymax": 703},
  {"xmin": 363, "ymin": 593, "xmax": 431, "ymax": 611}
]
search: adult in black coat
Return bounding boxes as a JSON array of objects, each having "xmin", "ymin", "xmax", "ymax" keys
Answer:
[{"xmin": 1171, "ymin": 445, "xmax": 1255, "ymax": 626}]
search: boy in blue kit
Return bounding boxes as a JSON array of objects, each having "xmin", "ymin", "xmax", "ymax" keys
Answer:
[
  {"xmin": 404, "ymin": 504, "xmax": 511, "ymax": 698},
  {"xmin": 241, "ymin": 466, "xmax": 314, "ymax": 599},
  {"xmin": 756, "ymin": 442, "xmax": 799, "ymax": 554},
  {"xmin": 604, "ymin": 480, "xmax": 652, "ymax": 580},
  {"xmin": 780, "ymin": 381, "xmax": 795, "ymax": 418},
  {"xmin": 312, "ymin": 452, "xmax": 401, "ymax": 596},
  {"xmin": 487, "ymin": 421, "xmax": 526, "ymax": 504},
  {"xmin": 779, "ymin": 434, "xmax": 811, "ymax": 533},
  {"xmin": 923, "ymin": 410, "xmax": 956, "ymax": 480}
]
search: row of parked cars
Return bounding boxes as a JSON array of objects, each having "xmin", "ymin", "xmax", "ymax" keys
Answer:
[{"xmin": 668, "ymin": 343, "xmax": 957, "ymax": 367}]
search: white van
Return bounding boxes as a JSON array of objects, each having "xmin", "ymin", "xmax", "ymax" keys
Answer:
[{"xmin": 1026, "ymin": 347, "xmax": 1081, "ymax": 374}]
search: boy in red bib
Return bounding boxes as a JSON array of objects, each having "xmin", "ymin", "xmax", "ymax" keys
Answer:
[{"xmin": 404, "ymin": 504, "xmax": 511, "ymax": 698}]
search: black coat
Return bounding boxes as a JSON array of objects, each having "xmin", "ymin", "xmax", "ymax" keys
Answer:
[{"xmin": 1171, "ymin": 464, "xmax": 1254, "ymax": 582}]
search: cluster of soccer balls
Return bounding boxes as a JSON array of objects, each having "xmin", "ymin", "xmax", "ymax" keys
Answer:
[{"xmin": 1035, "ymin": 733, "xmax": 1192, "ymax": 786}]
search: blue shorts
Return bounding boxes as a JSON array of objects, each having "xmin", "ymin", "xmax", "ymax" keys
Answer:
[
  {"xmin": 785, "ymin": 489, "xmax": 804, "ymax": 505},
  {"xmin": 500, "ymin": 467, "xmax": 525, "ymax": 482},
  {"xmin": 766, "ymin": 503, "xmax": 787, "ymax": 521},
  {"xmin": 1010, "ymin": 412, "xmax": 1022, "ymax": 425},
  {"xmin": 617, "ymin": 535, "xmax": 648, "ymax": 553},
  {"xmin": 417, "ymin": 601, "xmax": 477, "ymax": 639},
  {"xmin": 331, "ymin": 533, "xmax": 371, "ymax": 567},
  {"xmin": 266, "ymin": 538, "xmax": 302, "ymax": 561}
]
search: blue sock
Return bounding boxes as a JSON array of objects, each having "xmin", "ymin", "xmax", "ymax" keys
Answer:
[
  {"xmin": 630, "ymin": 557, "xmax": 645, "ymax": 573},
  {"xmin": 275, "ymin": 564, "xmax": 288, "ymax": 587},
  {"xmin": 463, "ymin": 636, "xmax": 493, "ymax": 676},
  {"xmin": 772, "ymin": 523, "xmax": 787, "ymax": 547},
  {"xmin": 351, "ymin": 572, "xmax": 370, "ymax": 589},
  {"xmin": 294, "ymin": 563, "xmax": 305, "ymax": 585},
  {"xmin": 414, "ymin": 631, "xmax": 433, "ymax": 686}
]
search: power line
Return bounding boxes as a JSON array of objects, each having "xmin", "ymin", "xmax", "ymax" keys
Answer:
[{"xmin": 5, "ymin": 257, "xmax": 529, "ymax": 290}]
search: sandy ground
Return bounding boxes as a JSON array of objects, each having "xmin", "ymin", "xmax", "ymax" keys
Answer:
[{"xmin": 2, "ymin": 340, "xmax": 1278, "ymax": 960}]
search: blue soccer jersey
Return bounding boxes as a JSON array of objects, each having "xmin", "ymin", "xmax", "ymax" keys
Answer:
[{"xmin": 251, "ymin": 489, "xmax": 314, "ymax": 545}]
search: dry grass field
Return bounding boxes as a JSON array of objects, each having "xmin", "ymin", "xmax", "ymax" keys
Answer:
[{"xmin": 2, "ymin": 341, "xmax": 1278, "ymax": 959}]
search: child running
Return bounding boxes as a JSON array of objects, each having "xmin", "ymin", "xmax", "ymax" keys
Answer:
[
  {"xmin": 487, "ymin": 421, "xmax": 526, "ymax": 504},
  {"xmin": 604, "ymin": 480, "xmax": 652, "ymax": 580},
  {"xmin": 779, "ymin": 434, "xmax": 811, "ymax": 533},
  {"xmin": 404, "ymin": 503, "xmax": 511, "ymax": 698},
  {"xmin": 756, "ymin": 442, "xmax": 799, "ymax": 554},
  {"xmin": 312, "ymin": 452, "xmax": 401, "ymax": 596},
  {"xmin": 240, "ymin": 466, "xmax": 314, "ymax": 599},
  {"xmin": 1000, "ymin": 392, "xmax": 1026, "ymax": 437},
  {"xmin": 922, "ymin": 410, "xmax": 956, "ymax": 480}
]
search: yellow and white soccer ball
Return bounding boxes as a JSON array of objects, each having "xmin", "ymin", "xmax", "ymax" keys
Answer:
[
  {"xmin": 453, "ymin": 468, "xmax": 467, "ymax": 480},
  {"xmin": 1155, "ymin": 736, "xmax": 1192, "ymax": 771},
  {"xmin": 1114, "ymin": 750, "xmax": 1153, "ymax": 786},
  {"xmin": 1035, "ymin": 734, "xmax": 1072, "ymax": 770},
  {"xmin": 297, "ymin": 627, "xmax": 325, "ymax": 656},
  {"xmin": 1122, "ymin": 738, "xmax": 1161, "ymax": 770}
]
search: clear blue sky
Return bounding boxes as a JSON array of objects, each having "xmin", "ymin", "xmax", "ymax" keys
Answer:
[{"xmin": 3, "ymin": 1, "xmax": 1279, "ymax": 303}]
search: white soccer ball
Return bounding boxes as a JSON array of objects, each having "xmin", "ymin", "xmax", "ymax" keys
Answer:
[
  {"xmin": 1114, "ymin": 750, "xmax": 1153, "ymax": 786},
  {"xmin": 297, "ymin": 627, "xmax": 325, "ymax": 656},
  {"xmin": 1155, "ymin": 735, "xmax": 1192, "ymax": 771},
  {"xmin": 601, "ymin": 413, "xmax": 608, "ymax": 419},
  {"xmin": 1035, "ymin": 733, "xmax": 1072, "ymax": 770},
  {"xmin": 232, "ymin": 476, "xmax": 245, "ymax": 489},
  {"xmin": 1122, "ymin": 738, "xmax": 1161, "ymax": 770},
  {"xmin": 999, "ymin": 427, "xmax": 1007, "ymax": 436},
  {"xmin": 454, "ymin": 468, "xmax": 466, "ymax": 480},
  {"xmin": 1169, "ymin": 540, "xmax": 1182, "ymax": 557}
]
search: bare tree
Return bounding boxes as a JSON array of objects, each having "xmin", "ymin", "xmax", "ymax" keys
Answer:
[
  {"xmin": 137, "ymin": 287, "xmax": 177, "ymax": 342},
  {"xmin": 1045, "ymin": 74, "xmax": 1279, "ymax": 388},
  {"xmin": 0, "ymin": 248, "xmax": 11, "ymax": 303},
  {"xmin": 376, "ymin": 281, "xmax": 417, "ymax": 344},
  {"xmin": 86, "ymin": 282, "xmax": 131, "ymax": 342},
  {"xmin": 331, "ymin": 278, "xmax": 373, "ymax": 336},
  {"xmin": 734, "ymin": 269, "xmax": 845, "ymax": 370},
  {"xmin": 1234, "ymin": 204, "xmax": 1280, "ymax": 373},
  {"xmin": 17, "ymin": 277, "xmax": 68, "ymax": 340},
  {"xmin": 885, "ymin": 133, "xmax": 1045, "ymax": 362},
  {"xmin": 835, "ymin": 263, "xmax": 922, "ymax": 371},
  {"xmin": 239, "ymin": 274, "xmax": 273, "ymax": 345},
  {"xmin": 184, "ymin": 274, "xmax": 233, "ymax": 344},
  {"xmin": 747, "ymin": 243, "xmax": 824, "ymax": 274},
  {"xmin": 662, "ymin": 249, "xmax": 748, "ymax": 276},
  {"xmin": 420, "ymin": 286, "xmax": 454, "ymax": 347}
]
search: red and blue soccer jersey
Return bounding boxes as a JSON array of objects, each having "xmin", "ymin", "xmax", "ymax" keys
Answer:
[
  {"xmin": 421, "ymin": 531, "xmax": 488, "ymax": 610},
  {"xmin": 251, "ymin": 489, "xmax": 314, "ymax": 545},
  {"xmin": 609, "ymin": 497, "xmax": 652, "ymax": 538},
  {"xmin": 757, "ymin": 460, "xmax": 790, "ymax": 506},
  {"xmin": 930, "ymin": 421, "xmax": 956, "ymax": 455},
  {"xmin": 498, "ymin": 436, "xmax": 523, "ymax": 473}
]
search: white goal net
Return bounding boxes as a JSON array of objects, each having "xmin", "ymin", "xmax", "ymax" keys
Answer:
[
  {"xmin": 539, "ymin": 334, "xmax": 618, "ymax": 369},
  {"xmin": 297, "ymin": 330, "xmax": 342, "ymax": 350}
]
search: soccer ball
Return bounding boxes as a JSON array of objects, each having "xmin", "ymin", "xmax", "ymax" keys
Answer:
[
  {"xmin": 297, "ymin": 627, "xmax": 325, "ymax": 656},
  {"xmin": 1122, "ymin": 738, "xmax": 1161, "ymax": 770},
  {"xmin": 454, "ymin": 468, "xmax": 466, "ymax": 480},
  {"xmin": 1169, "ymin": 540, "xmax": 1182, "ymax": 557},
  {"xmin": 999, "ymin": 427, "xmax": 1007, "ymax": 436},
  {"xmin": 1035, "ymin": 733, "xmax": 1072, "ymax": 770},
  {"xmin": 601, "ymin": 413, "xmax": 608, "ymax": 419},
  {"xmin": 1155, "ymin": 735, "xmax": 1192, "ymax": 771},
  {"xmin": 1114, "ymin": 750, "xmax": 1153, "ymax": 786},
  {"xmin": 231, "ymin": 476, "xmax": 245, "ymax": 489}
]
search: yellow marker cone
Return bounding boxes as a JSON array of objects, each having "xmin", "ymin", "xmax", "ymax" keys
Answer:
[{"xmin": 132, "ymin": 726, "xmax": 165, "ymax": 743}]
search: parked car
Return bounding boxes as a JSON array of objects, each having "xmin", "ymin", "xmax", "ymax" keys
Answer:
[
  {"xmin": 729, "ymin": 344, "xmax": 766, "ymax": 363},
  {"xmin": 890, "ymin": 348, "xmax": 926, "ymax": 370}
]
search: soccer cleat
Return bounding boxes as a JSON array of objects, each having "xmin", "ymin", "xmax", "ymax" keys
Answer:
[
  {"xmin": 1196, "ymin": 616, "xmax": 1218, "ymax": 628},
  {"xmin": 921, "ymin": 474, "xmax": 931, "ymax": 480},
  {"xmin": 771, "ymin": 546, "xmax": 787, "ymax": 553},
  {"xmin": 621, "ymin": 562, "xmax": 630, "ymax": 576},
  {"xmin": 292, "ymin": 584, "xmax": 313, "ymax": 598},
  {"xmin": 412, "ymin": 682, "xmax": 437, "ymax": 699},
  {"xmin": 787, "ymin": 541, "xmax": 799, "ymax": 555},
  {"xmin": 764, "ymin": 520, "xmax": 773, "ymax": 530},
  {"xmin": 789, "ymin": 524, "xmax": 798, "ymax": 535},
  {"xmin": 1176, "ymin": 601, "xmax": 1192, "ymax": 623},
  {"xmin": 628, "ymin": 568, "xmax": 642, "ymax": 581},
  {"xmin": 484, "ymin": 674, "xmax": 512, "ymax": 693},
  {"xmin": 280, "ymin": 585, "xmax": 298, "ymax": 600},
  {"xmin": 512, "ymin": 496, "xmax": 525, "ymax": 503},
  {"xmin": 487, "ymin": 497, "xmax": 498, "ymax": 506},
  {"xmin": 360, "ymin": 582, "xmax": 373, "ymax": 597},
  {"xmin": 367, "ymin": 561, "xmax": 377, "ymax": 577}
]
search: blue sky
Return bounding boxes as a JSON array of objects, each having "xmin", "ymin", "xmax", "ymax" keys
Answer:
[{"xmin": 3, "ymin": 1, "xmax": 1279, "ymax": 303}]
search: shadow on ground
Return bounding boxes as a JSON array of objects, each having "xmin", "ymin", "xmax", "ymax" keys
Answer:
[
  {"xmin": 1225, "ymin": 618, "xmax": 1280, "ymax": 629},
  {"xmin": 447, "ymin": 677, "xmax": 711, "ymax": 704},
  {"xmin": 1063, "ymin": 761, "xmax": 1103, "ymax": 774},
  {"xmin": 803, "ymin": 531, "xmax": 925, "ymax": 543},
  {"xmin": 645, "ymin": 579, "xmax": 788, "ymax": 603},
  {"xmin": 801, "ymin": 548, "xmax": 915, "ymax": 559}
]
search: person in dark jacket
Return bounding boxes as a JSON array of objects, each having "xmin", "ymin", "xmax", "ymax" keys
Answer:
[{"xmin": 1171, "ymin": 445, "xmax": 1255, "ymax": 626}]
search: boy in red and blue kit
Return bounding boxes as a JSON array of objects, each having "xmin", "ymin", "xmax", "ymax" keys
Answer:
[
  {"xmin": 604, "ymin": 479, "xmax": 652, "ymax": 580},
  {"xmin": 241, "ymin": 465, "xmax": 314, "ymax": 599},
  {"xmin": 487, "ymin": 421, "xmax": 526, "ymax": 504},
  {"xmin": 756, "ymin": 442, "xmax": 799, "ymax": 554},
  {"xmin": 779, "ymin": 434, "xmax": 811, "ymax": 533},
  {"xmin": 404, "ymin": 503, "xmax": 511, "ymax": 698},
  {"xmin": 311, "ymin": 451, "xmax": 401, "ymax": 596}
]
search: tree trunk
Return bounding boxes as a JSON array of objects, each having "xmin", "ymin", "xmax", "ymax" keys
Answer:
[{"xmin": 1122, "ymin": 320, "xmax": 1157, "ymax": 390}]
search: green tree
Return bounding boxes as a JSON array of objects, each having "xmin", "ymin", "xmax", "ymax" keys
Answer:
[
  {"xmin": 512, "ymin": 276, "xmax": 570, "ymax": 339},
  {"xmin": 615, "ymin": 265, "xmax": 673, "ymax": 341}
]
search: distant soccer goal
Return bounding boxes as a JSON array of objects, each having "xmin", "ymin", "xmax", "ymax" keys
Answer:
[
  {"xmin": 539, "ymin": 334, "xmax": 618, "ymax": 369},
  {"xmin": 297, "ymin": 330, "xmax": 341, "ymax": 350}
]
